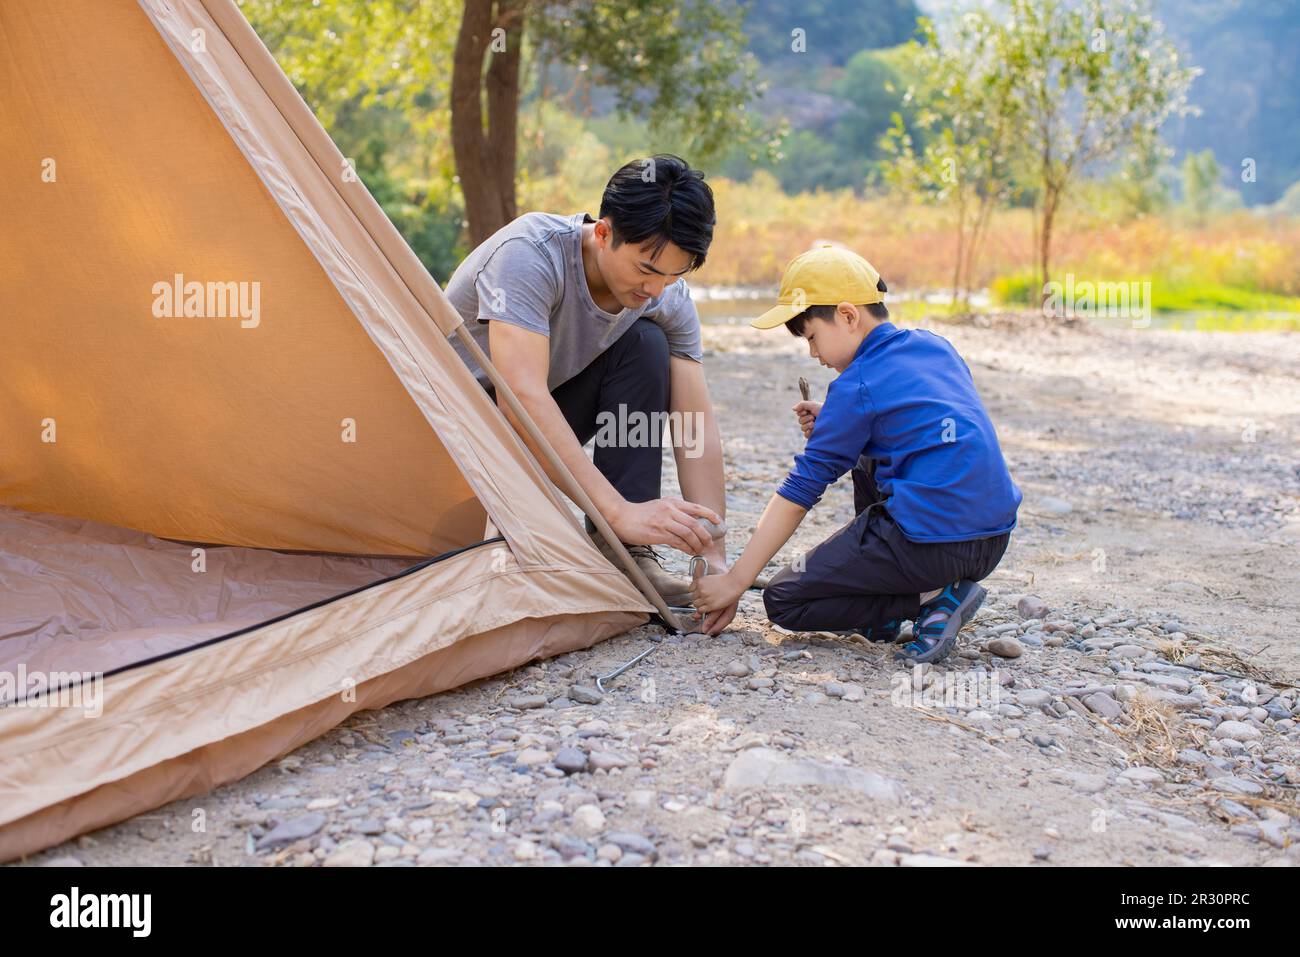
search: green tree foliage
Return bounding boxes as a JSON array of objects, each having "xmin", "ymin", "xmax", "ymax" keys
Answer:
[
  {"xmin": 962, "ymin": 0, "xmax": 1197, "ymax": 297},
  {"xmin": 1181, "ymin": 148, "xmax": 1220, "ymax": 225},
  {"xmin": 881, "ymin": 17, "xmax": 1020, "ymax": 306},
  {"xmin": 240, "ymin": 0, "xmax": 466, "ymax": 279}
]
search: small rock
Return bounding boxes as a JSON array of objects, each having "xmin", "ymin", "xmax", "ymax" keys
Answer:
[
  {"xmin": 516, "ymin": 748, "xmax": 552, "ymax": 766},
  {"xmin": 1214, "ymin": 721, "xmax": 1262, "ymax": 741},
  {"xmin": 724, "ymin": 660, "xmax": 752, "ymax": 678},
  {"xmin": 987, "ymin": 637, "xmax": 1024, "ymax": 659},
  {"xmin": 509, "ymin": 695, "xmax": 548, "ymax": 710},
  {"xmin": 1017, "ymin": 596, "xmax": 1049, "ymax": 620},
  {"xmin": 1083, "ymin": 693, "xmax": 1123, "ymax": 720},
  {"xmin": 256, "ymin": 813, "xmax": 327, "ymax": 851},
  {"xmin": 589, "ymin": 750, "xmax": 632, "ymax": 771},
  {"xmin": 1119, "ymin": 767, "xmax": 1166, "ymax": 787},
  {"xmin": 569, "ymin": 685, "xmax": 603, "ymax": 705},
  {"xmin": 604, "ymin": 831, "xmax": 658, "ymax": 858},
  {"xmin": 572, "ymin": 804, "xmax": 606, "ymax": 835},
  {"xmin": 1016, "ymin": 689, "xmax": 1053, "ymax": 709},
  {"xmin": 324, "ymin": 840, "xmax": 375, "ymax": 867},
  {"xmin": 554, "ymin": 747, "xmax": 588, "ymax": 774}
]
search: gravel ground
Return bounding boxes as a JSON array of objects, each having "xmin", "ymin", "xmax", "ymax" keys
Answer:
[{"xmin": 19, "ymin": 316, "xmax": 1300, "ymax": 868}]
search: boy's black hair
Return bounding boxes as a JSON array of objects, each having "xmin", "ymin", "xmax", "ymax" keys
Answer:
[
  {"xmin": 785, "ymin": 278, "xmax": 889, "ymax": 336},
  {"xmin": 599, "ymin": 154, "xmax": 716, "ymax": 270}
]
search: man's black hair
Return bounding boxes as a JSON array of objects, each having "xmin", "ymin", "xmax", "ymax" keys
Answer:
[
  {"xmin": 785, "ymin": 278, "xmax": 890, "ymax": 336},
  {"xmin": 599, "ymin": 154, "xmax": 716, "ymax": 270}
]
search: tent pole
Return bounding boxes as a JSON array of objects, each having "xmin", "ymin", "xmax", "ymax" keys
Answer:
[{"xmin": 453, "ymin": 327, "xmax": 684, "ymax": 633}]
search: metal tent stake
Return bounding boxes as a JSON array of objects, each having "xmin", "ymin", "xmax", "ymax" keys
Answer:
[{"xmin": 595, "ymin": 556, "xmax": 709, "ymax": 693}]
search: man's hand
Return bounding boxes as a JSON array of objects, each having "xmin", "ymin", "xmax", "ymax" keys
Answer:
[
  {"xmin": 793, "ymin": 400, "xmax": 822, "ymax": 439},
  {"xmin": 611, "ymin": 497, "xmax": 722, "ymax": 555}
]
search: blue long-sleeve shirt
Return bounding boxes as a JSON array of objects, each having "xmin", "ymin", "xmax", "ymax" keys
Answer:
[{"xmin": 776, "ymin": 322, "xmax": 1022, "ymax": 543}]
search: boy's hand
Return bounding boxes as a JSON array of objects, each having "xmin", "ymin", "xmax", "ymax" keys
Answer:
[
  {"xmin": 691, "ymin": 568, "xmax": 746, "ymax": 618},
  {"xmin": 699, "ymin": 601, "xmax": 738, "ymax": 637},
  {"xmin": 792, "ymin": 400, "xmax": 822, "ymax": 440}
]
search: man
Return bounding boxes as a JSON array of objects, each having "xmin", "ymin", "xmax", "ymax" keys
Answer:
[{"xmin": 446, "ymin": 155, "xmax": 735, "ymax": 634}]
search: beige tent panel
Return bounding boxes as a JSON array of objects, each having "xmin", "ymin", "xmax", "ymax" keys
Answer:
[
  {"xmin": 0, "ymin": 530, "xmax": 646, "ymax": 860},
  {"xmin": 0, "ymin": 604, "xmax": 643, "ymax": 862}
]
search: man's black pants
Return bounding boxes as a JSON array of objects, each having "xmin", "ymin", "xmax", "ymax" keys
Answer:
[
  {"xmin": 488, "ymin": 318, "xmax": 670, "ymax": 516},
  {"xmin": 763, "ymin": 456, "xmax": 1010, "ymax": 632}
]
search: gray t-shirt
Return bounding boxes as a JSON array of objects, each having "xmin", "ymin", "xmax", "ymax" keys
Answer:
[{"xmin": 446, "ymin": 212, "xmax": 703, "ymax": 390}]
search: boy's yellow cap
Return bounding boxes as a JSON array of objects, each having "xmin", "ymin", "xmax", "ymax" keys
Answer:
[{"xmin": 751, "ymin": 243, "xmax": 883, "ymax": 330}]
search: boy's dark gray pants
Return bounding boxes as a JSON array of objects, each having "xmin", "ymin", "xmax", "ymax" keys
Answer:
[{"xmin": 763, "ymin": 455, "xmax": 1010, "ymax": 633}]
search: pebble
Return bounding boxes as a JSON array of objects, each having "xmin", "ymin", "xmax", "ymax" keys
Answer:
[
  {"xmin": 516, "ymin": 748, "xmax": 552, "ymax": 766},
  {"xmin": 1016, "ymin": 689, "xmax": 1053, "ymax": 708},
  {"xmin": 509, "ymin": 695, "xmax": 548, "ymax": 710},
  {"xmin": 723, "ymin": 748, "xmax": 901, "ymax": 800},
  {"xmin": 589, "ymin": 750, "xmax": 632, "ymax": 771},
  {"xmin": 569, "ymin": 685, "xmax": 603, "ymax": 705},
  {"xmin": 604, "ymin": 831, "xmax": 658, "ymax": 859},
  {"xmin": 1119, "ymin": 767, "xmax": 1165, "ymax": 787},
  {"xmin": 255, "ymin": 813, "xmax": 327, "ymax": 851},
  {"xmin": 1017, "ymin": 596, "xmax": 1049, "ymax": 620},
  {"xmin": 554, "ymin": 747, "xmax": 589, "ymax": 774},
  {"xmin": 572, "ymin": 804, "xmax": 606, "ymax": 835},
  {"xmin": 1215, "ymin": 721, "xmax": 1262, "ymax": 741},
  {"xmin": 324, "ymin": 840, "xmax": 375, "ymax": 867},
  {"xmin": 987, "ymin": 637, "xmax": 1024, "ymax": 659},
  {"xmin": 1083, "ymin": 693, "xmax": 1123, "ymax": 720}
]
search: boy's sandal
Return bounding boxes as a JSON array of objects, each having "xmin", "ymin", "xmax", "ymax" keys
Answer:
[{"xmin": 894, "ymin": 580, "xmax": 987, "ymax": 664}]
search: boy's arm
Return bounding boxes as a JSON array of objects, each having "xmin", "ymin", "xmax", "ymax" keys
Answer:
[
  {"xmin": 691, "ymin": 492, "xmax": 806, "ymax": 631},
  {"xmin": 727, "ymin": 492, "xmax": 807, "ymax": 587}
]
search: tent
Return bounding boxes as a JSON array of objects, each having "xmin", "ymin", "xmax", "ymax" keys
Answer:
[{"xmin": 0, "ymin": 0, "xmax": 672, "ymax": 861}]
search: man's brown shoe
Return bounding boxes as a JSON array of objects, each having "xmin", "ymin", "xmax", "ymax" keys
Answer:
[{"xmin": 590, "ymin": 534, "xmax": 695, "ymax": 606}]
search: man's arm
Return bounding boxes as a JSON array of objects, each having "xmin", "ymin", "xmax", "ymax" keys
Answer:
[{"xmin": 488, "ymin": 321, "xmax": 718, "ymax": 555}]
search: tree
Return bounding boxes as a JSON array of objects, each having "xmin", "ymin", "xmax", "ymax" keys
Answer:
[
  {"xmin": 1181, "ymin": 148, "xmax": 1220, "ymax": 225},
  {"xmin": 456, "ymin": 0, "xmax": 765, "ymax": 244},
  {"xmin": 986, "ymin": 0, "xmax": 1198, "ymax": 299},
  {"xmin": 243, "ymin": 1, "xmax": 764, "ymax": 251},
  {"xmin": 882, "ymin": 18, "xmax": 1020, "ymax": 307}
]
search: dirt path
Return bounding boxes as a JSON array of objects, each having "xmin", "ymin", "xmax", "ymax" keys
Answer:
[{"xmin": 19, "ymin": 317, "xmax": 1300, "ymax": 867}]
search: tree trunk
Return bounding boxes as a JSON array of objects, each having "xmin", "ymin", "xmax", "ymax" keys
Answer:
[
  {"xmin": 451, "ymin": 0, "xmax": 525, "ymax": 247},
  {"xmin": 951, "ymin": 196, "xmax": 967, "ymax": 309},
  {"xmin": 1039, "ymin": 187, "xmax": 1058, "ymax": 311}
]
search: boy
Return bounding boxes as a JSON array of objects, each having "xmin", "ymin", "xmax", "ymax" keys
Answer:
[{"xmin": 691, "ymin": 244, "xmax": 1021, "ymax": 663}]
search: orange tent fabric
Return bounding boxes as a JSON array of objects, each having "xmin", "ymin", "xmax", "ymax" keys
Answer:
[{"xmin": 0, "ymin": 0, "xmax": 652, "ymax": 861}]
